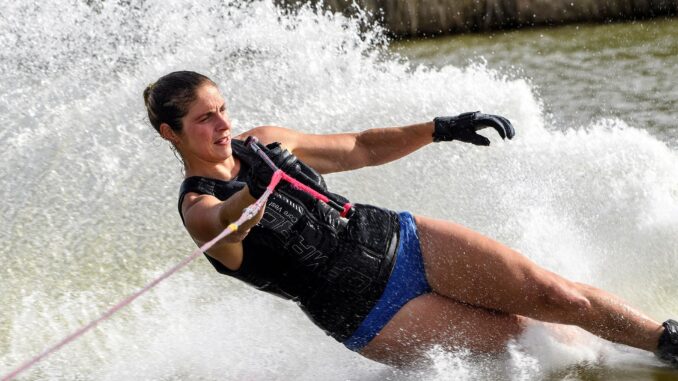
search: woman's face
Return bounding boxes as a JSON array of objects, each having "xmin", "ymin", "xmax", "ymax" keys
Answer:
[{"xmin": 176, "ymin": 84, "xmax": 233, "ymax": 164}]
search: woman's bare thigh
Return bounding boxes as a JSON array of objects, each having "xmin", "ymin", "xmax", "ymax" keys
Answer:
[
  {"xmin": 359, "ymin": 292, "xmax": 526, "ymax": 368},
  {"xmin": 413, "ymin": 214, "xmax": 589, "ymax": 319}
]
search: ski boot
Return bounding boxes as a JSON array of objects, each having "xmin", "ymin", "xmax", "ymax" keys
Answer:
[{"xmin": 657, "ymin": 319, "xmax": 678, "ymax": 366}]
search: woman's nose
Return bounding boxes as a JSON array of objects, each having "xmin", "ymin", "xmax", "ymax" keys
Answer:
[{"xmin": 216, "ymin": 114, "xmax": 231, "ymax": 130}]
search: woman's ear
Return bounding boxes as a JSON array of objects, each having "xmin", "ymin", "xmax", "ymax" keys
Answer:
[{"xmin": 159, "ymin": 123, "xmax": 179, "ymax": 144}]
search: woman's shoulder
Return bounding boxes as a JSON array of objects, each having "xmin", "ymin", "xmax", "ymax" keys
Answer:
[
  {"xmin": 180, "ymin": 176, "xmax": 245, "ymax": 200},
  {"xmin": 236, "ymin": 125, "xmax": 300, "ymax": 150}
]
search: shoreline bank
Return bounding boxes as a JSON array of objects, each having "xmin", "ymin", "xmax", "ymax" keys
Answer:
[{"xmin": 276, "ymin": 0, "xmax": 678, "ymax": 37}]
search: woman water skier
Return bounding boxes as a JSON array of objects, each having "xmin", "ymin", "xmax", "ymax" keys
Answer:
[{"xmin": 143, "ymin": 70, "xmax": 678, "ymax": 367}]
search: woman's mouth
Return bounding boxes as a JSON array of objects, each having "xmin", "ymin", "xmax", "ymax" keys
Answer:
[{"xmin": 215, "ymin": 136, "xmax": 231, "ymax": 145}]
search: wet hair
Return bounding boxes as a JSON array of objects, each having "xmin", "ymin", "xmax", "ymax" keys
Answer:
[{"xmin": 143, "ymin": 71, "xmax": 216, "ymax": 134}]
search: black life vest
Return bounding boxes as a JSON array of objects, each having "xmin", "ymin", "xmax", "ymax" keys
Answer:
[{"xmin": 178, "ymin": 139, "xmax": 400, "ymax": 341}]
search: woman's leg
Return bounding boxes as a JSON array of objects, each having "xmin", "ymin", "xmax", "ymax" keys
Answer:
[
  {"xmin": 413, "ymin": 214, "xmax": 663, "ymax": 352},
  {"xmin": 360, "ymin": 292, "xmax": 528, "ymax": 367}
]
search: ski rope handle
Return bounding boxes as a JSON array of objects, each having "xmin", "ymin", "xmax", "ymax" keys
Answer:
[{"xmin": 245, "ymin": 136, "xmax": 353, "ymax": 217}]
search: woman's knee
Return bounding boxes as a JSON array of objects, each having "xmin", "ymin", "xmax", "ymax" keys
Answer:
[{"xmin": 529, "ymin": 274, "xmax": 592, "ymax": 321}]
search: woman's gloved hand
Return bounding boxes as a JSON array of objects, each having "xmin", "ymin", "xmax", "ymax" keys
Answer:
[
  {"xmin": 433, "ymin": 111, "xmax": 515, "ymax": 146},
  {"xmin": 263, "ymin": 142, "xmax": 300, "ymax": 173},
  {"xmin": 242, "ymin": 139, "xmax": 300, "ymax": 198},
  {"xmin": 244, "ymin": 158, "xmax": 273, "ymax": 198},
  {"xmin": 241, "ymin": 139, "xmax": 276, "ymax": 198}
]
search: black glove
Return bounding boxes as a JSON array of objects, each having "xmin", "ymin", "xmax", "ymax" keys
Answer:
[
  {"xmin": 244, "ymin": 158, "xmax": 272, "ymax": 199},
  {"xmin": 433, "ymin": 111, "xmax": 515, "ymax": 146},
  {"xmin": 240, "ymin": 140, "xmax": 275, "ymax": 198},
  {"xmin": 263, "ymin": 142, "xmax": 301, "ymax": 173},
  {"xmin": 242, "ymin": 140, "xmax": 299, "ymax": 198}
]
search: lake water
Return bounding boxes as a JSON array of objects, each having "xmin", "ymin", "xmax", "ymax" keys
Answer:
[{"xmin": 393, "ymin": 19, "xmax": 678, "ymax": 147}]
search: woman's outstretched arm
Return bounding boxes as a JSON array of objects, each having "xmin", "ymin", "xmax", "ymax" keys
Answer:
[
  {"xmin": 240, "ymin": 112, "xmax": 514, "ymax": 174},
  {"xmin": 241, "ymin": 122, "xmax": 434, "ymax": 174}
]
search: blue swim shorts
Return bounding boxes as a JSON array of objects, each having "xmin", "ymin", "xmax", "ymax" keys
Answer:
[{"xmin": 342, "ymin": 211, "xmax": 432, "ymax": 351}]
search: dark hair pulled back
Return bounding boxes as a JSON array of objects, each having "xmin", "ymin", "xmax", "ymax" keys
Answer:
[{"xmin": 143, "ymin": 71, "xmax": 216, "ymax": 134}]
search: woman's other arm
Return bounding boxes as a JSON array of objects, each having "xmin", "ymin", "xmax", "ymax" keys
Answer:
[{"xmin": 181, "ymin": 186, "xmax": 264, "ymax": 270}]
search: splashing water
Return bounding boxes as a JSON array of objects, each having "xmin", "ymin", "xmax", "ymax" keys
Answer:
[{"xmin": 1, "ymin": 1, "xmax": 677, "ymax": 380}]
